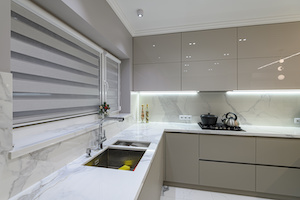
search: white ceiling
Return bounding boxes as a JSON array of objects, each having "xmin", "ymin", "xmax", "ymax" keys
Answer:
[{"xmin": 106, "ymin": 0, "xmax": 300, "ymax": 37}]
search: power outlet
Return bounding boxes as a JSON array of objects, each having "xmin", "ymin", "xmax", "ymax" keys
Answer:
[
  {"xmin": 179, "ymin": 115, "xmax": 192, "ymax": 121},
  {"xmin": 294, "ymin": 118, "xmax": 300, "ymax": 124}
]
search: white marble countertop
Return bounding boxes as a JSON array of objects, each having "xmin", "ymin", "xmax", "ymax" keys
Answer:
[
  {"xmin": 165, "ymin": 123, "xmax": 300, "ymax": 138},
  {"xmin": 10, "ymin": 122, "xmax": 300, "ymax": 200}
]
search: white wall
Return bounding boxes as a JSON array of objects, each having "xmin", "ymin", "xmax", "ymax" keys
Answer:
[{"xmin": 0, "ymin": 0, "xmax": 10, "ymax": 72}]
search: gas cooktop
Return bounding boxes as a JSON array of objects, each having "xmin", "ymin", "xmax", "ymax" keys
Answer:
[{"xmin": 198, "ymin": 122, "xmax": 245, "ymax": 131}]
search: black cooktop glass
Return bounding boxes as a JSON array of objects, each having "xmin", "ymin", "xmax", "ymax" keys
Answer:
[{"xmin": 198, "ymin": 122, "xmax": 245, "ymax": 131}]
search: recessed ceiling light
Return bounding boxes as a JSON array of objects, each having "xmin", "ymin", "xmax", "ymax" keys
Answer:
[{"xmin": 137, "ymin": 9, "xmax": 143, "ymax": 18}]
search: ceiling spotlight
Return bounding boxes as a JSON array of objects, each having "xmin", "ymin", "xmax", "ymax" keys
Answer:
[{"xmin": 137, "ymin": 9, "xmax": 143, "ymax": 18}]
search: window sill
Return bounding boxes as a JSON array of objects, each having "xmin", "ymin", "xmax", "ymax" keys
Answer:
[
  {"xmin": 9, "ymin": 115, "xmax": 99, "ymax": 159},
  {"xmin": 9, "ymin": 113, "xmax": 132, "ymax": 159}
]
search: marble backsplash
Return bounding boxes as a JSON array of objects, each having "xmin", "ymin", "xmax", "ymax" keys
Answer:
[{"xmin": 137, "ymin": 92, "xmax": 300, "ymax": 127}]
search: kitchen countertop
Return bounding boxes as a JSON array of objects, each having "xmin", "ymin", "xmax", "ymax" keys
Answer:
[
  {"xmin": 166, "ymin": 124, "xmax": 300, "ymax": 138},
  {"xmin": 10, "ymin": 122, "xmax": 300, "ymax": 200}
]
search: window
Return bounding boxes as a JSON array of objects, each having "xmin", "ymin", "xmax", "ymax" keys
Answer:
[
  {"xmin": 103, "ymin": 53, "xmax": 121, "ymax": 114},
  {"xmin": 11, "ymin": 2, "xmax": 103, "ymax": 127}
]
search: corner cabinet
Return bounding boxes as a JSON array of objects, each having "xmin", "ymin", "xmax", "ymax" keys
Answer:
[
  {"xmin": 238, "ymin": 22, "xmax": 300, "ymax": 90},
  {"xmin": 138, "ymin": 138, "xmax": 164, "ymax": 200},
  {"xmin": 133, "ymin": 33, "xmax": 181, "ymax": 91},
  {"xmin": 182, "ymin": 28, "xmax": 238, "ymax": 91},
  {"xmin": 165, "ymin": 132, "xmax": 199, "ymax": 185}
]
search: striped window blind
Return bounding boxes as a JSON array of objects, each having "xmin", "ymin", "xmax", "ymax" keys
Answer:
[
  {"xmin": 11, "ymin": 4, "xmax": 101, "ymax": 127},
  {"xmin": 105, "ymin": 55, "xmax": 120, "ymax": 113}
]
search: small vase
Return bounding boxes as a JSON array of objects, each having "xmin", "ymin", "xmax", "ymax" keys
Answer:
[
  {"xmin": 98, "ymin": 114, "xmax": 104, "ymax": 119},
  {"xmin": 99, "ymin": 113, "xmax": 108, "ymax": 119}
]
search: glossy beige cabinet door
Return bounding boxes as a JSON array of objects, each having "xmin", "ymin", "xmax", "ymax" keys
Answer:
[
  {"xmin": 199, "ymin": 135, "xmax": 255, "ymax": 163},
  {"xmin": 165, "ymin": 133, "xmax": 199, "ymax": 185},
  {"xmin": 238, "ymin": 22, "xmax": 300, "ymax": 59},
  {"xmin": 182, "ymin": 60, "xmax": 237, "ymax": 91},
  {"xmin": 133, "ymin": 33, "xmax": 181, "ymax": 91},
  {"xmin": 256, "ymin": 166, "xmax": 300, "ymax": 197},
  {"xmin": 238, "ymin": 55, "xmax": 300, "ymax": 90},
  {"xmin": 133, "ymin": 62, "xmax": 181, "ymax": 91},
  {"xmin": 199, "ymin": 161, "xmax": 255, "ymax": 191},
  {"xmin": 256, "ymin": 137, "xmax": 300, "ymax": 168},
  {"xmin": 182, "ymin": 28, "xmax": 237, "ymax": 61},
  {"xmin": 238, "ymin": 22, "xmax": 300, "ymax": 90},
  {"xmin": 134, "ymin": 33, "xmax": 181, "ymax": 64}
]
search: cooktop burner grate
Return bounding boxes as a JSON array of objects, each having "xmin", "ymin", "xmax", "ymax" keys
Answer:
[{"xmin": 198, "ymin": 122, "xmax": 245, "ymax": 131}]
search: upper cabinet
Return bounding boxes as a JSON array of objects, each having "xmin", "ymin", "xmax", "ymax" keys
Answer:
[
  {"xmin": 182, "ymin": 60, "xmax": 237, "ymax": 91},
  {"xmin": 133, "ymin": 33, "xmax": 181, "ymax": 91},
  {"xmin": 238, "ymin": 22, "xmax": 300, "ymax": 90},
  {"xmin": 133, "ymin": 22, "xmax": 300, "ymax": 91},
  {"xmin": 238, "ymin": 22, "xmax": 300, "ymax": 59},
  {"xmin": 134, "ymin": 33, "xmax": 181, "ymax": 64},
  {"xmin": 182, "ymin": 28, "xmax": 238, "ymax": 91},
  {"xmin": 182, "ymin": 28, "xmax": 237, "ymax": 61}
]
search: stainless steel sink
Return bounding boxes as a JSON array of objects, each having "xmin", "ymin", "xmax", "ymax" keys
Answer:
[
  {"xmin": 113, "ymin": 140, "xmax": 150, "ymax": 148},
  {"xmin": 84, "ymin": 148, "xmax": 146, "ymax": 171}
]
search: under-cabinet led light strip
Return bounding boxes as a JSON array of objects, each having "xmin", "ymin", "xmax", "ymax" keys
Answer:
[
  {"xmin": 227, "ymin": 90, "xmax": 300, "ymax": 95},
  {"xmin": 139, "ymin": 91, "xmax": 198, "ymax": 95}
]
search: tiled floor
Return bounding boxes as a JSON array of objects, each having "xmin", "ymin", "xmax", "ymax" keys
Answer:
[{"xmin": 160, "ymin": 186, "xmax": 271, "ymax": 200}]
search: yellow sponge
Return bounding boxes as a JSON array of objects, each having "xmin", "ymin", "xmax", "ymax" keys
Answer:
[
  {"xmin": 124, "ymin": 160, "xmax": 133, "ymax": 166},
  {"xmin": 119, "ymin": 165, "xmax": 130, "ymax": 170}
]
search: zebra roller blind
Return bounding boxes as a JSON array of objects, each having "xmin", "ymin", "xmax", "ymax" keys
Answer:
[
  {"xmin": 11, "ymin": 4, "xmax": 101, "ymax": 126},
  {"xmin": 105, "ymin": 55, "xmax": 120, "ymax": 113}
]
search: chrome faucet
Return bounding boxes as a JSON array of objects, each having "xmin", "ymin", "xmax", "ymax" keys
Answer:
[
  {"xmin": 97, "ymin": 116, "xmax": 125, "ymax": 150},
  {"xmin": 86, "ymin": 148, "xmax": 91, "ymax": 157}
]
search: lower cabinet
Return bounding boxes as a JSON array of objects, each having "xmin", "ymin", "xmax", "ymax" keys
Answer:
[
  {"xmin": 199, "ymin": 135, "xmax": 255, "ymax": 163},
  {"xmin": 138, "ymin": 139, "xmax": 164, "ymax": 200},
  {"xmin": 199, "ymin": 161, "xmax": 255, "ymax": 191},
  {"xmin": 256, "ymin": 137, "xmax": 300, "ymax": 168},
  {"xmin": 164, "ymin": 133, "xmax": 300, "ymax": 199},
  {"xmin": 165, "ymin": 132, "xmax": 199, "ymax": 185},
  {"xmin": 256, "ymin": 166, "xmax": 300, "ymax": 197}
]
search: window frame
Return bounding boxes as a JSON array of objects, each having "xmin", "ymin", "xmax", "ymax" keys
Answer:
[{"xmin": 102, "ymin": 52, "xmax": 121, "ymax": 115}]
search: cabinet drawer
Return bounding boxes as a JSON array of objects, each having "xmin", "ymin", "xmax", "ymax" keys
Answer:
[
  {"xmin": 199, "ymin": 161, "xmax": 255, "ymax": 191},
  {"xmin": 256, "ymin": 137, "xmax": 300, "ymax": 167},
  {"xmin": 199, "ymin": 135, "xmax": 255, "ymax": 163},
  {"xmin": 256, "ymin": 166, "xmax": 300, "ymax": 197}
]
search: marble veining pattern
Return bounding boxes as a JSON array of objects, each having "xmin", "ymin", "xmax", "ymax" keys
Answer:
[
  {"xmin": 9, "ymin": 122, "xmax": 300, "ymax": 200},
  {"xmin": 0, "ymin": 72, "xmax": 13, "ymax": 199},
  {"xmin": 139, "ymin": 92, "xmax": 300, "ymax": 127}
]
